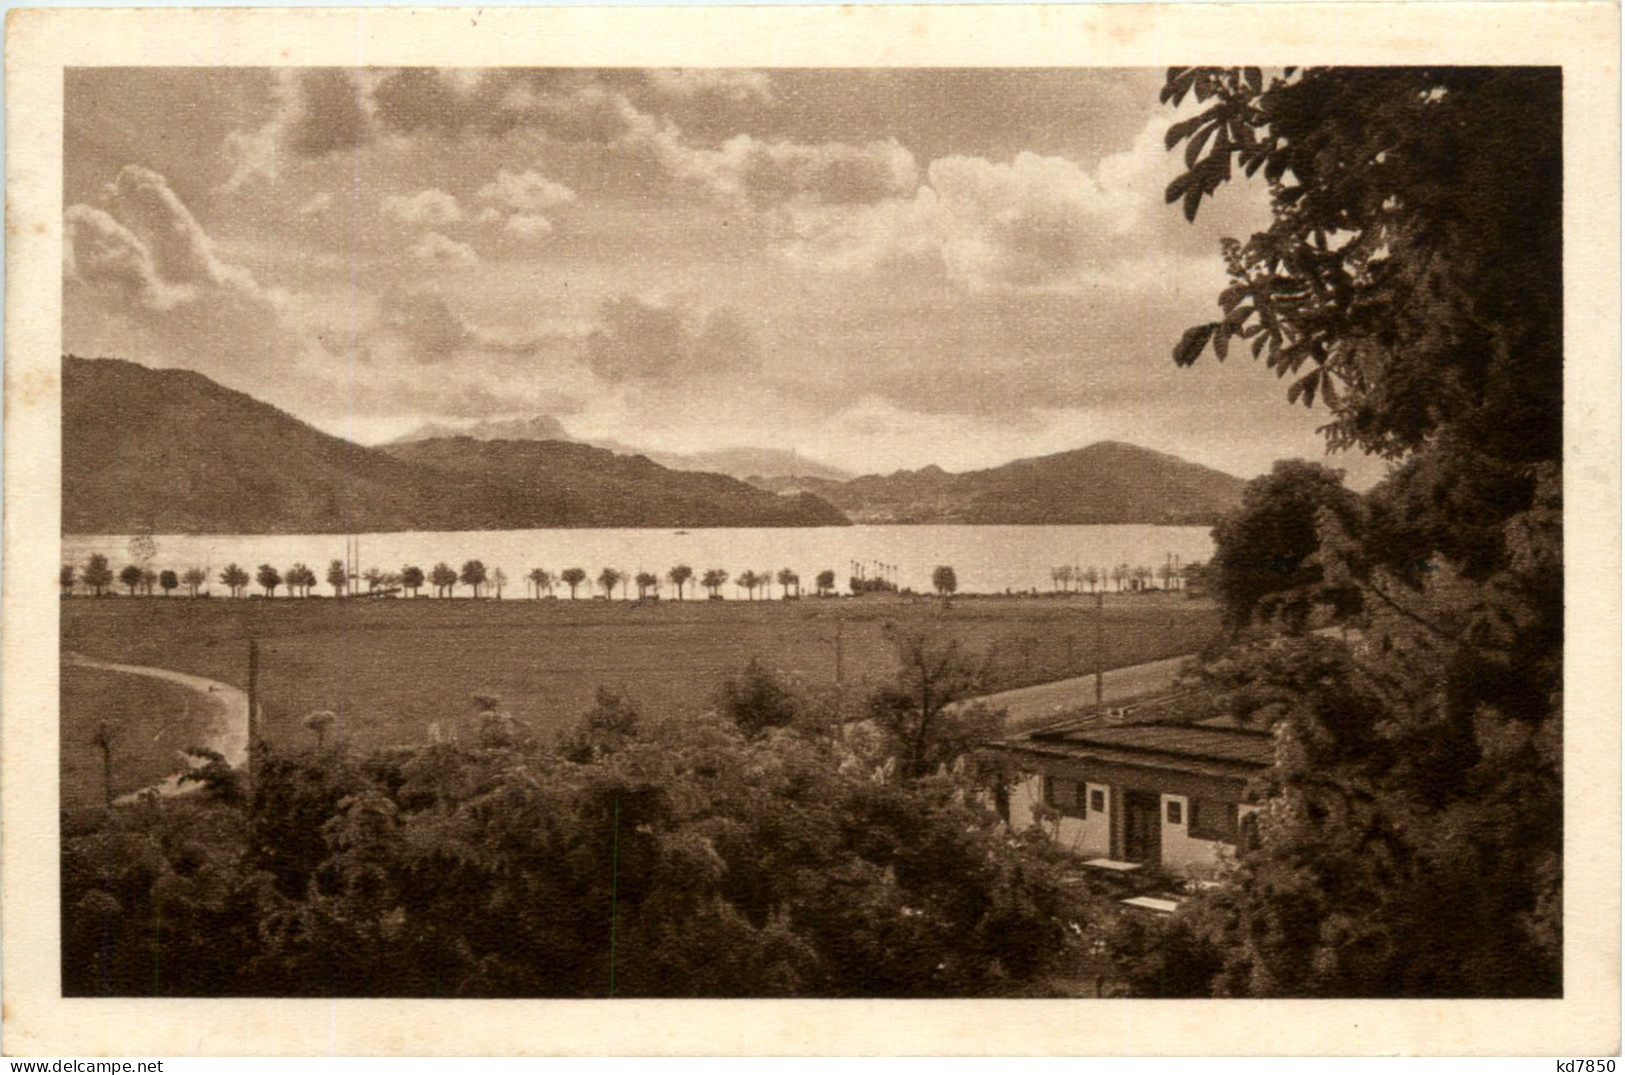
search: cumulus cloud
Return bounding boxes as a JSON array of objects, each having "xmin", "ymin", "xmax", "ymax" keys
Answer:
[
  {"xmin": 65, "ymin": 165, "xmax": 269, "ymax": 311},
  {"xmin": 382, "ymin": 188, "xmax": 464, "ymax": 226},
  {"xmin": 644, "ymin": 69, "xmax": 774, "ymax": 103},
  {"xmin": 409, "ymin": 231, "xmax": 479, "ymax": 266},
  {"xmin": 503, "ymin": 214, "xmax": 555, "ymax": 241},
  {"xmin": 374, "ymin": 287, "xmax": 475, "ymax": 364},
  {"xmin": 63, "ymin": 205, "xmax": 196, "ymax": 312},
  {"xmin": 221, "ymin": 70, "xmax": 373, "ymax": 192},
  {"xmin": 366, "ymin": 286, "xmax": 562, "ymax": 369},
  {"xmin": 476, "ymin": 169, "xmax": 576, "ymax": 213},
  {"xmin": 583, "ymin": 296, "xmax": 761, "ymax": 384},
  {"xmin": 655, "ymin": 132, "xmax": 920, "ymax": 208},
  {"xmin": 782, "ymin": 110, "xmax": 1268, "ymax": 292}
]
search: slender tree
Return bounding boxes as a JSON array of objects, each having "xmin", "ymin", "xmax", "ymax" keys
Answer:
[
  {"xmin": 597, "ymin": 567, "xmax": 622, "ymax": 600},
  {"xmin": 82, "ymin": 553, "xmax": 113, "ymax": 597},
  {"xmin": 1112, "ymin": 563, "xmax": 1129, "ymax": 592},
  {"xmin": 402, "ymin": 565, "xmax": 425, "ymax": 597},
  {"xmin": 327, "ymin": 560, "xmax": 348, "ymax": 597},
  {"xmin": 119, "ymin": 564, "xmax": 143, "ymax": 596},
  {"xmin": 635, "ymin": 571, "xmax": 659, "ymax": 599},
  {"xmin": 816, "ymin": 568, "xmax": 836, "ymax": 597},
  {"xmin": 256, "ymin": 564, "xmax": 282, "ymax": 598},
  {"xmin": 491, "ymin": 567, "xmax": 508, "ymax": 599},
  {"xmin": 932, "ymin": 565, "xmax": 958, "ymax": 597},
  {"xmin": 183, "ymin": 566, "xmax": 207, "ymax": 597},
  {"xmin": 561, "ymin": 567, "xmax": 586, "ymax": 599},
  {"xmin": 430, "ymin": 562, "xmax": 458, "ymax": 597},
  {"xmin": 219, "ymin": 563, "xmax": 250, "ymax": 598},
  {"xmin": 159, "ymin": 569, "xmax": 178, "ymax": 596},
  {"xmin": 776, "ymin": 568, "xmax": 799, "ymax": 599},
  {"xmin": 460, "ymin": 560, "xmax": 488, "ymax": 598},
  {"xmin": 667, "ymin": 564, "xmax": 693, "ymax": 600},
  {"xmin": 301, "ymin": 710, "xmax": 337, "ymax": 749},
  {"xmin": 702, "ymin": 568, "xmax": 728, "ymax": 599},
  {"xmin": 737, "ymin": 570, "xmax": 759, "ymax": 600},
  {"xmin": 363, "ymin": 567, "xmax": 385, "ymax": 594},
  {"xmin": 60, "ymin": 564, "xmax": 76, "ymax": 595}
]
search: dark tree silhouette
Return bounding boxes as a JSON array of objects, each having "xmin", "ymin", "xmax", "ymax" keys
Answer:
[
  {"xmin": 82, "ymin": 554, "xmax": 113, "ymax": 597},
  {"xmin": 219, "ymin": 563, "xmax": 250, "ymax": 598}
]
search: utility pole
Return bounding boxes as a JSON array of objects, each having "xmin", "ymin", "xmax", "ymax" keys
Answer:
[{"xmin": 1094, "ymin": 586, "xmax": 1104, "ymax": 715}]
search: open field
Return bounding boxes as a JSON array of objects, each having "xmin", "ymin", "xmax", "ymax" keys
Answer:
[
  {"xmin": 60, "ymin": 665, "xmax": 218, "ymax": 811},
  {"xmin": 62, "ymin": 592, "xmax": 1219, "ymax": 756}
]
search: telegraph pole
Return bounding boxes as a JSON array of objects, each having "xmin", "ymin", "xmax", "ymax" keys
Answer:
[{"xmin": 1094, "ymin": 585, "xmax": 1104, "ymax": 715}]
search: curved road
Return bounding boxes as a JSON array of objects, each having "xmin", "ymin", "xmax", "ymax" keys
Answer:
[
  {"xmin": 65, "ymin": 651, "xmax": 249, "ymax": 803},
  {"xmin": 968, "ymin": 653, "xmax": 1194, "ymax": 731},
  {"xmin": 969, "ymin": 626, "xmax": 1352, "ymax": 731}
]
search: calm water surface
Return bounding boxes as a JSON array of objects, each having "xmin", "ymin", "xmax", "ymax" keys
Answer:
[{"xmin": 62, "ymin": 524, "xmax": 1214, "ymax": 597}]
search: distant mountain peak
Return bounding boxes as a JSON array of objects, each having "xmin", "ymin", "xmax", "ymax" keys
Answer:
[
  {"xmin": 749, "ymin": 440, "xmax": 1245, "ymax": 526},
  {"xmin": 392, "ymin": 414, "xmax": 573, "ymax": 445},
  {"xmin": 62, "ymin": 356, "xmax": 849, "ymax": 533}
]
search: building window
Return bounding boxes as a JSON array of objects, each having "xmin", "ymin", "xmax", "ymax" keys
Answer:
[
  {"xmin": 1044, "ymin": 777, "xmax": 1087, "ymax": 817},
  {"xmin": 1089, "ymin": 788, "xmax": 1106, "ymax": 813},
  {"xmin": 1190, "ymin": 800, "xmax": 1240, "ymax": 842},
  {"xmin": 1166, "ymin": 799, "xmax": 1183, "ymax": 825}
]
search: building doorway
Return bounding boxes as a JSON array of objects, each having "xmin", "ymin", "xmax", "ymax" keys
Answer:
[{"xmin": 1123, "ymin": 790, "xmax": 1162, "ymax": 865}]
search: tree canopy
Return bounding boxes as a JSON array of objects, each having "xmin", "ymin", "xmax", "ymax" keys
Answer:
[{"xmin": 1146, "ymin": 66, "xmax": 1564, "ymax": 999}]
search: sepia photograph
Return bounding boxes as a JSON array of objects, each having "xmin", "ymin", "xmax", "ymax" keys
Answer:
[{"xmin": 5, "ymin": 2, "xmax": 1619, "ymax": 1057}]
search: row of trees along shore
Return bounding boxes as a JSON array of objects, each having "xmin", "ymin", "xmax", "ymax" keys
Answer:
[
  {"xmin": 1050, "ymin": 562, "xmax": 1196, "ymax": 592},
  {"xmin": 61, "ymin": 555, "xmax": 975, "ymax": 599}
]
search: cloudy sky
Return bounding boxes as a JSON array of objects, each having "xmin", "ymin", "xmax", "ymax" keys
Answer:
[{"xmin": 64, "ymin": 67, "xmax": 1385, "ymax": 485}]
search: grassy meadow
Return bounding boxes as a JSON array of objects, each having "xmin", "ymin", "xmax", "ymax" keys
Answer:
[
  {"xmin": 62, "ymin": 592, "xmax": 1219, "ymax": 756},
  {"xmin": 60, "ymin": 664, "xmax": 219, "ymax": 810}
]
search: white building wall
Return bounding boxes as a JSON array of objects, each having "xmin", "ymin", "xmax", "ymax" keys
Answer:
[
  {"xmin": 1158, "ymin": 792, "xmax": 1228, "ymax": 876},
  {"xmin": 1011, "ymin": 775, "xmax": 1111, "ymax": 857}
]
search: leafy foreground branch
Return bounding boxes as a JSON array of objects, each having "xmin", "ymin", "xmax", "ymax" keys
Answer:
[{"xmin": 63, "ymin": 682, "xmax": 1094, "ymax": 998}]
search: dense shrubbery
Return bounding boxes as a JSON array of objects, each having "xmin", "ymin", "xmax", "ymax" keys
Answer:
[
  {"xmin": 1111, "ymin": 66, "xmax": 1565, "ymax": 999},
  {"xmin": 63, "ymin": 675, "xmax": 1090, "ymax": 997}
]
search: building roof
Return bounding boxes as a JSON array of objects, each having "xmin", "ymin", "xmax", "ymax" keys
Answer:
[{"xmin": 993, "ymin": 718, "xmax": 1277, "ymax": 782}]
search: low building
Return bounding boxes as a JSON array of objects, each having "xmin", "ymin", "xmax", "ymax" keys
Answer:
[{"xmin": 988, "ymin": 717, "xmax": 1275, "ymax": 877}]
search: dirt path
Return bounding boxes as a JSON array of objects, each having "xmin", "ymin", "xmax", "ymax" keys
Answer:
[
  {"xmin": 969, "ymin": 654, "xmax": 1193, "ymax": 730},
  {"xmin": 64, "ymin": 651, "xmax": 249, "ymax": 803},
  {"xmin": 968, "ymin": 625, "xmax": 1352, "ymax": 731}
]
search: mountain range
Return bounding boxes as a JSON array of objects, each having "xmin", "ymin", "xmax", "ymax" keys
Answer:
[
  {"xmin": 63, "ymin": 356, "xmax": 1246, "ymax": 534},
  {"xmin": 748, "ymin": 443, "xmax": 1247, "ymax": 526},
  {"xmin": 392, "ymin": 418, "xmax": 853, "ymax": 483},
  {"xmin": 62, "ymin": 357, "xmax": 848, "ymax": 534}
]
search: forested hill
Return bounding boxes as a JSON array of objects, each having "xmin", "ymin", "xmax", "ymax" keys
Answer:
[
  {"xmin": 753, "ymin": 442, "xmax": 1247, "ymax": 525},
  {"xmin": 62, "ymin": 356, "xmax": 849, "ymax": 533}
]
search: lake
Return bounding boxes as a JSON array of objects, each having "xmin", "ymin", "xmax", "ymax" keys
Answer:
[{"xmin": 61, "ymin": 524, "xmax": 1214, "ymax": 598}]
